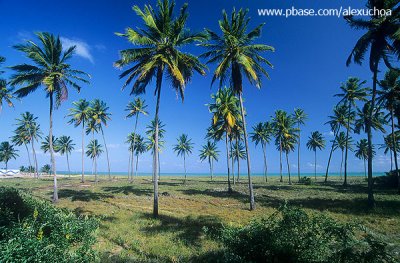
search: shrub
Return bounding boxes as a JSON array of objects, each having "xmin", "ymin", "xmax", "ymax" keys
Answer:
[
  {"xmin": 375, "ymin": 171, "xmax": 399, "ymax": 188},
  {"xmin": 299, "ymin": 176, "xmax": 312, "ymax": 185},
  {"xmin": 215, "ymin": 205, "xmax": 394, "ymax": 263},
  {"xmin": 0, "ymin": 187, "xmax": 98, "ymax": 262}
]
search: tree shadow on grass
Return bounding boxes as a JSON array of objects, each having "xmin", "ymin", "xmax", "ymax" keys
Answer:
[
  {"xmin": 179, "ymin": 188, "xmax": 249, "ymax": 204},
  {"xmin": 139, "ymin": 212, "xmax": 223, "ymax": 248},
  {"xmin": 57, "ymin": 189, "xmax": 114, "ymax": 202},
  {"xmin": 102, "ymin": 186, "xmax": 152, "ymax": 196}
]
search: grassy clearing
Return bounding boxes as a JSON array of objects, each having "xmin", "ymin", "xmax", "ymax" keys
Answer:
[{"xmin": 1, "ymin": 175, "xmax": 400, "ymax": 262}]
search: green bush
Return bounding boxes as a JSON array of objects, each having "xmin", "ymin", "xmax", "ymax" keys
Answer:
[
  {"xmin": 375, "ymin": 171, "xmax": 399, "ymax": 188},
  {"xmin": 215, "ymin": 205, "xmax": 394, "ymax": 263},
  {"xmin": 0, "ymin": 187, "xmax": 98, "ymax": 262},
  {"xmin": 299, "ymin": 176, "xmax": 312, "ymax": 185}
]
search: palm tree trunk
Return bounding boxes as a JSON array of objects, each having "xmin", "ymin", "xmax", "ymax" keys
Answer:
[
  {"xmin": 297, "ymin": 126, "xmax": 301, "ymax": 181},
  {"xmin": 183, "ymin": 154, "xmax": 187, "ymax": 184},
  {"xmin": 225, "ymin": 132, "xmax": 232, "ymax": 194},
  {"xmin": 390, "ymin": 148, "xmax": 393, "ymax": 171},
  {"xmin": 236, "ymin": 138, "xmax": 240, "ymax": 183},
  {"xmin": 314, "ymin": 150, "xmax": 317, "ymax": 180},
  {"xmin": 66, "ymin": 153, "xmax": 71, "ymax": 177},
  {"xmin": 153, "ymin": 66, "xmax": 163, "ymax": 218},
  {"xmin": 95, "ymin": 156, "xmax": 98, "ymax": 183},
  {"xmin": 209, "ymin": 157, "xmax": 212, "ymax": 181},
  {"xmin": 131, "ymin": 149, "xmax": 134, "ymax": 182},
  {"xmin": 344, "ymin": 102, "xmax": 351, "ymax": 186},
  {"xmin": 279, "ymin": 139, "xmax": 283, "ymax": 182},
  {"xmin": 131, "ymin": 113, "xmax": 140, "ymax": 181},
  {"xmin": 230, "ymin": 137, "xmax": 235, "ymax": 185},
  {"xmin": 364, "ymin": 159, "xmax": 367, "ymax": 178},
  {"xmin": 128, "ymin": 149, "xmax": 131, "ymax": 181},
  {"xmin": 367, "ymin": 69, "xmax": 377, "ymax": 207},
  {"xmin": 28, "ymin": 128, "xmax": 39, "ymax": 179},
  {"xmin": 5, "ymin": 161, "xmax": 8, "ymax": 170},
  {"xmin": 211, "ymin": 159, "xmax": 214, "ymax": 181},
  {"xmin": 49, "ymin": 93, "xmax": 58, "ymax": 202},
  {"xmin": 238, "ymin": 92, "xmax": 255, "ymax": 210},
  {"xmin": 340, "ymin": 150, "xmax": 344, "ymax": 180},
  {"xmin": 325, "ymin": 128, "xmax": 339, "ymax": 183},
  {"xmin": 286, "ymin": 152, "xmax": 291, "ymax": 185},
  {"xmin": 81, "ymin": 120, "xmax": 85, "ymax": 183},
  {"xmin": 24, "ymin": 143, "xmax": 32, "ymax": 172},
  {"xmin": 100, "ymin": 127, "xmax": 111, "ymax": 181},
  {"xmin": 390, "ymin": 110, "xmax": 399, "ymax": 193},
  {"xmin": 262, "ymin": 142, "xmax": 267, "ymax": 182},
  {"xmin": 135, "ymin": 154, "xmax": 139, "ymax": 177}
]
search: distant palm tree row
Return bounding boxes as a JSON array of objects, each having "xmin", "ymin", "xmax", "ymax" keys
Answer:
[{"xmin": 0, "ymin": 0, "xmax": 399, "ymax": 215}]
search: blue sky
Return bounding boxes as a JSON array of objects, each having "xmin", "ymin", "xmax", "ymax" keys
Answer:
[{"xmin": 0, "ymin": 0, "xmax": 395, "ymax": 174}]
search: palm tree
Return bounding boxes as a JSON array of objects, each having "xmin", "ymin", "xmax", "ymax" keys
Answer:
[
  {"xmin": 0, "ymin": 56, "xmax": 14, "ymax": 114},
  {"xmin": 41, "ymin": 136, "xmax": 58, "ymax": 154},
  {"xmin": 10, "ymin": 32, "xmax": 90, "ymax": 202},
  {"xmin": 90, "ymin": 99, "xmax": 112, "ymax": 180},
  {"xmin": 272, "ymin": 110, "xmax": 297, "ymax": 183},
  {"xmin": 208, "ymin": 88, "xmax": 241, "ymax": 193},
  {"xmin": 134, "ymin": 135, "xmax": 147, "ymax": 178},
  {"xmin": 126, "ymin": 98, "xmax": 148, "ymax": 180},
  {"xmin": 335, "ymin": 77, "xmax": 368, "ymax": 185},
  {"xmin": 0, "ymin": 142, "xmax": 19, "ymax": 169},
  {"xmin": 231, "ymin": 141, "xmax": 247, "ymax": 183},
  {"xmin": 199, "ymin": 141, "xmax": 219, "ymax": 181},
  {"xmin": 173, "ymin": 134, "xmax": 194, "ymax": 184},
  {"xmin": 377, "ymin": 69, "xmax": 400, "ymax": 180},
  {"xmin": 67, "ymin": 99, "xmax": 91, "ymax": 183},
  {"xmin": 86, "ymin": 139, "xmax": 103, "ymax": 182},
  {"xmin": 281, "ymin": 131, "xmax": 297, "ymax": 185},
  {"xmin": 115, "ymin": 0, "xmax": 206, "ymax": 217},
  {"xmin": 355, "ymin": 139, "xmax": 376, "ymax": 178},
  {"xmin": 306, "ymin": 131, "xmax": 326, "ymax": 180},
  {"xmin": 41, "ymin": 164, "xmax": 51, "ymax": 175},
  {"xmin": 345, "ymin": 0, "xmax": 399, "ymax": 205},
  {"xmin": 201, "ymin": 9, "xmax": 274, "ymax": 211},
  {"xmin": 13, "ymin": 112, "xmax": 42, "ymax": 178},
  {"xmin": 250, "ymin": 122, "xmax": 272, "ymax": 182},
  {"xmin": 145, "ymin": 119, "xmax": 166, "ymax": 181},
  {"xmin": 335, "ymin": 132, "xmax": 353, "ymax": 180},
  {"xmin": 126, "ymin": 132, "xmax": 137, "ymax": 182},
  {"xmin": 325, "ymin": 104, "xmax": 349, "ymax": 182},
  {"xmin": 55, "ymin": 136, "xmax": 75, "ymax": 177},
  {"xmin": 380, "ymin": 133, "xmax": 400, "ymax": 171},
  {"xmin": 293, "ymin": 108, "xmax": 307, "ymax": 181}
]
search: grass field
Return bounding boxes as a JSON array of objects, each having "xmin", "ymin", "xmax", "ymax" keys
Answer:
[{"xmin": 1, "ymin": 175, "xmax": 400, "ymax": 262}]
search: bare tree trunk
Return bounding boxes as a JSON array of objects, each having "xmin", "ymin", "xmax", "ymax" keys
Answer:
[
  {"xmin": 81, "ymin": 120, "xmax": 85, "ymax": 183},
  {"xmin": 344, "ymin": 101, "xmax": 351, "ymax": 186},
  {"xmin": 49, "ymin": 93, "xmax": 58, "ymax": 202},
  {"xmin": 286, "ymin": 152, "xmax": 291, "ymax": 185},
  {"xmin": 225, "ymin": 132, "xmax": 232, "ymax": 193},
  {"xmin": 238, "ymin": 93, "xmax": 255, "ymax": 210},
  {"xmin": 100, "ymin": 127, "xmax": 111, "ymax": 181},
  {"xmin": 153, "ymin": 66, "xmax": 163, "ymax": 218}
]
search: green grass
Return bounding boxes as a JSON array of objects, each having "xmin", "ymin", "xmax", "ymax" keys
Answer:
[{"xmin": 2, "ymin": 175, "xmax": 400, "ymax": 262}]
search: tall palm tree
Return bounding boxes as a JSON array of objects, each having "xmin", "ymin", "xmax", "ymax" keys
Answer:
[
  {"xmin": 11, "ymin": 129, "xmax": 32, "ymax": 171},
  {"xmin": 335, "ymin": 77, "xmax": 368, "ymax": 185},
  {"xmin": 250, "ymin": 121, "xmax": 272, "ymax": 182},
  {"xmin": 134, "ymin": 134, "xmax": 147, "ymax": 178},
  {"xmin": 377, "ymin": 69, "xmax": 400, "ymax": 181},
  {"xmin": 345, "ymin": 0, "xmax": 400, "ymax": 205},
  {"xmin": 115, "ymin": 0, "xmax": 206, "ymax": 217},
  {"xmin": 90, "ymin": 99, "xmax": 112, "ymax": 180},
  {"xmin": 272, "ymin": 110, "xmax": 297, "ymax": 183},
  {"xmin": 41, "ymin": 136, "xmax": 58, "ymax": 155},
  {"xmin": 126, "ymin": 98, "xmax": 148, "ymax": 180},
  {"xmin": 86, "ymin": 139, "xmax": 103, "ymax": 182},
  {"xmin": 55, "ymin": 136, "xmax": 75, "ymax": 177},
  {"xmin": 281, "ymin": 131, "xmax": 297, "ymax": 185},
  {"xmin": 173, "ymin": 134, "xmax": 194, "ymax": 184},
  {"xmin": 0, "ymin": 142, "xmax": 19, "ymax": 169},
  {"xmin": 231, "ymin": 141, "xmax": 247, "ymax": 183},
  {"xmin": 208, "ymin": 88, "xmax": 241, "ymax": 193},
  {"xmin": 126, "ymin": 132, "xmax": 137, "ymax": 182},
  {"xmin": 145, "ymin": 119, "xmax": 166, "ymax": 181},
  {"xmin": 293, "ymin": 108, "xmax": 307, "ymax": 181},
  {"xmin": 13, "ymin": 112, "xmax": 41, "ymax": 178},
  {"xmin": 201, "ymin": 8, "xmax": 274, "ymax": 211},
  {"xmin": 10, "ymin": 32, "xmax": 90, "ymax": 202},
  {"xmin": 199, "ymin": 141, "xmax": 219, "ymax": 181},
  {"xmin": 335, "ymin": 132, "xmax": 353, "ymax": 180},
  {"xmin": 355, "ymin": 139, "xmax": 376, "ymax": 178},
  {"xmin": 325, "ymin": 104, "xmax": 349, "ymax": 182},
  {"xmin": 0, "ymin": 56, "xmax": 14, "ymax": 114},
  {"xmin": 67, "ymin": 99, "xmax": 91, "ymax": 183},
  {"xmin": 380, "ymin": 133, "xmax": 400, "ymax": 171},
  {"xmin": 306, "ymin": 131, "xmax": 326, "ymax": 180}
]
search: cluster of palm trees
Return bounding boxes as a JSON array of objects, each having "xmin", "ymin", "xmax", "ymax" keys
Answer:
[{"xmin": 0, "ymin": 0, "xmax": 399, "ymax": 214}]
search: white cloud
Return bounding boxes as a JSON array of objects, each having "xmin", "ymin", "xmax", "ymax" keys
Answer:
[
  {"xmin": 323, "ymin": 131, "xmax": 334, "ymax": 137},
  {"xmin": 60, "ymin": 37, "xmax": 94, "ymax": 63},
  {"xmin": 307, "ymin": 162, "xmax": 322, "ymax": 169},
  {"xmin": 108, "ymin": 144, "xmax": 121, "ymax": 149}
]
